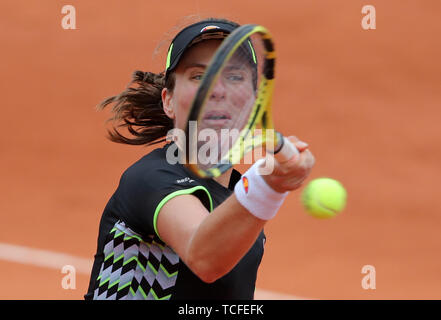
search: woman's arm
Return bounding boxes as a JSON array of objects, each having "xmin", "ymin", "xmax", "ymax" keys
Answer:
[
  {"xmin": 157, "ymin": 192, "xmax": 265, "ymax": 283},
  {"xmin": 156, "ymin": 137, "xmax": 314, "ymax": 283}
]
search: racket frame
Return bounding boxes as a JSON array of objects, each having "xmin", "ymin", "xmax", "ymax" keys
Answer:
[{"xmin": 184, "ymin": 24, "xmax": 281, "ymax": 178}]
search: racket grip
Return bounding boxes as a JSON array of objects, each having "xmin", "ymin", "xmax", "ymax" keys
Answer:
[{"xmin": 273, "ymin": 133, "xmax": 299, "ymax": 163}]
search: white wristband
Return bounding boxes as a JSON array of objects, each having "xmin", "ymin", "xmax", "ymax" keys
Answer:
[{"xmin": 234, "ymin": 159, "xmax": 288, "ymax": 220}]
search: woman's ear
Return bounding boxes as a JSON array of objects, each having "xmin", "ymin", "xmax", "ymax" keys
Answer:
[{"xmin": 162, "ymin": 88, "xmax": 175, "ymax": 119}]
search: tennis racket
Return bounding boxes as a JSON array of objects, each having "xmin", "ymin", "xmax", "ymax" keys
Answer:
[{"xmin": 184, "ymin": 24, "xmax": 298, "ymax": 178}]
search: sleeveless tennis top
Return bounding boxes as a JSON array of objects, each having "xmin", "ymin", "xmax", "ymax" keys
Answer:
[{"xmin": 84, "ymin": 143, "xmax": 266, "ymax": 300}]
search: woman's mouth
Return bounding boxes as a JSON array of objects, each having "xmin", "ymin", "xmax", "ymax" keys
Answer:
[{"xmin": 202, "ymin": 110, "xmax": 232, "ymax": 127}]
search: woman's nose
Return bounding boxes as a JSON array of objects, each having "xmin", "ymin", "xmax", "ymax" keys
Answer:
[{"xmin": 209, "ymin": 79, "xmax": 226, "ymax": 101}]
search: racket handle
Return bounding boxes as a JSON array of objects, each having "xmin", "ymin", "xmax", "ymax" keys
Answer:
[{"xmin": 273, "ymin": 133, "xmax": 299, "ymax": 163}]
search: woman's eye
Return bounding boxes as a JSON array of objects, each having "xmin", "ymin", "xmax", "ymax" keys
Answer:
[
  {"xmin": 191, "ymin": 74, "xmax": 203, "ymax": 81},
  {"xmin": 226, "ymin": 74, "xmax": 244, "ymax": 82}
]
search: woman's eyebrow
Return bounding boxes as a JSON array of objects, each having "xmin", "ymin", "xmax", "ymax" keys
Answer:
[
  {"xmin": 224, "ymin": 64, "xmax": 245, "ymax": 71},
  {"xmin": 183, "ymin": 63, "xmax": 207, "ymax": 70}
]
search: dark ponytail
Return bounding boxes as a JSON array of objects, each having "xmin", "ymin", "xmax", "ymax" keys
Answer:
[
  {"xmin": 97, "ymin": 70, "xmax": 175, "ymax": 146},
  {"xmin": 98, "ymin": 16, "xmax": 239, "ymax": 147}
]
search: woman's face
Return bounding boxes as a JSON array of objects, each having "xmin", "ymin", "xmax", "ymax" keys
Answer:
[{"xmin": 162, "ymin": 39, "xmax": 255, "ymax": 132}]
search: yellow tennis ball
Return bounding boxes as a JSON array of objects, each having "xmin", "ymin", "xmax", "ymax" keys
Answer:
[{"xmin": 301, "ymin": 178, "xmax": 347, "ymax": 219}]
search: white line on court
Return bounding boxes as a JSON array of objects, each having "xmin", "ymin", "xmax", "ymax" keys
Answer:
[
  {"xmin": 0, "ymin": 242, "xmax": 307, "ymax": 300},
  {"xmin": 0, "ymin": 242, "xmax": 92, "ymax": 275}
]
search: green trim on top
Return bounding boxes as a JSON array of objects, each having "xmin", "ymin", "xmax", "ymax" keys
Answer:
[
  {"xmin": 166, "ymin": 43, "xmax": 174, "ymax": 69},
  {"xmin": 153, "ymin": 186, "xmax": 213, "ymax": 241}
]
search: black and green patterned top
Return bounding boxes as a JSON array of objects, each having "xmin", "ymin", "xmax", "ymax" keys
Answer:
[{"xmin": 84, "ymin": 143, "xmax": 266, "ymax": 300}]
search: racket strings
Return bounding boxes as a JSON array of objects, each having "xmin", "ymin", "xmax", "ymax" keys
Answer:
[
  {"xmin": 196, "ymin": 34, "xmax": 267, "ymax": 169},
  {"xmin": 187, "ymin": 26, "xmax": 275, "ymax": 177}
]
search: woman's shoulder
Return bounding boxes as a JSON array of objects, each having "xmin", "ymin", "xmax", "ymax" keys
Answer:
[
  {"xmin": 131, "ymin": 145, "xmax": 168, "ymax": 168},
  {"xmin": 121, "ymin": 143, "xmax": 188, "ymax": 186}
]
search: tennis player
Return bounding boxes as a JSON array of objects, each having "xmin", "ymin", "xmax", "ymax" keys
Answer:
[{"xmin": 84, "ymin": 18, "xmax": 315, "ymax": 300}]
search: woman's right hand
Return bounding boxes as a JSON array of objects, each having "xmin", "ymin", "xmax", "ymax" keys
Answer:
[{"xmin": 261, "ymin": 136, "xmax": 315, "ymax": 194}]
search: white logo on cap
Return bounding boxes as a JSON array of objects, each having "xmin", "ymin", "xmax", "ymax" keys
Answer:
[{"xmin": 200, "ymin": 25, "xmax": 220, "ymax": 32}]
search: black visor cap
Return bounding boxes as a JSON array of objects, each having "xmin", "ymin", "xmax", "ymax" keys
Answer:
[{"xmin": 165, "ymin": 20, "xmax": 240, "ymax": 80}]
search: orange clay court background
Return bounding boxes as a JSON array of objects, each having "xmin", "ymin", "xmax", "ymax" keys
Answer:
[{"xmin": 1, "ymin": 0, "xmax": 440, "ymax": 300}]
